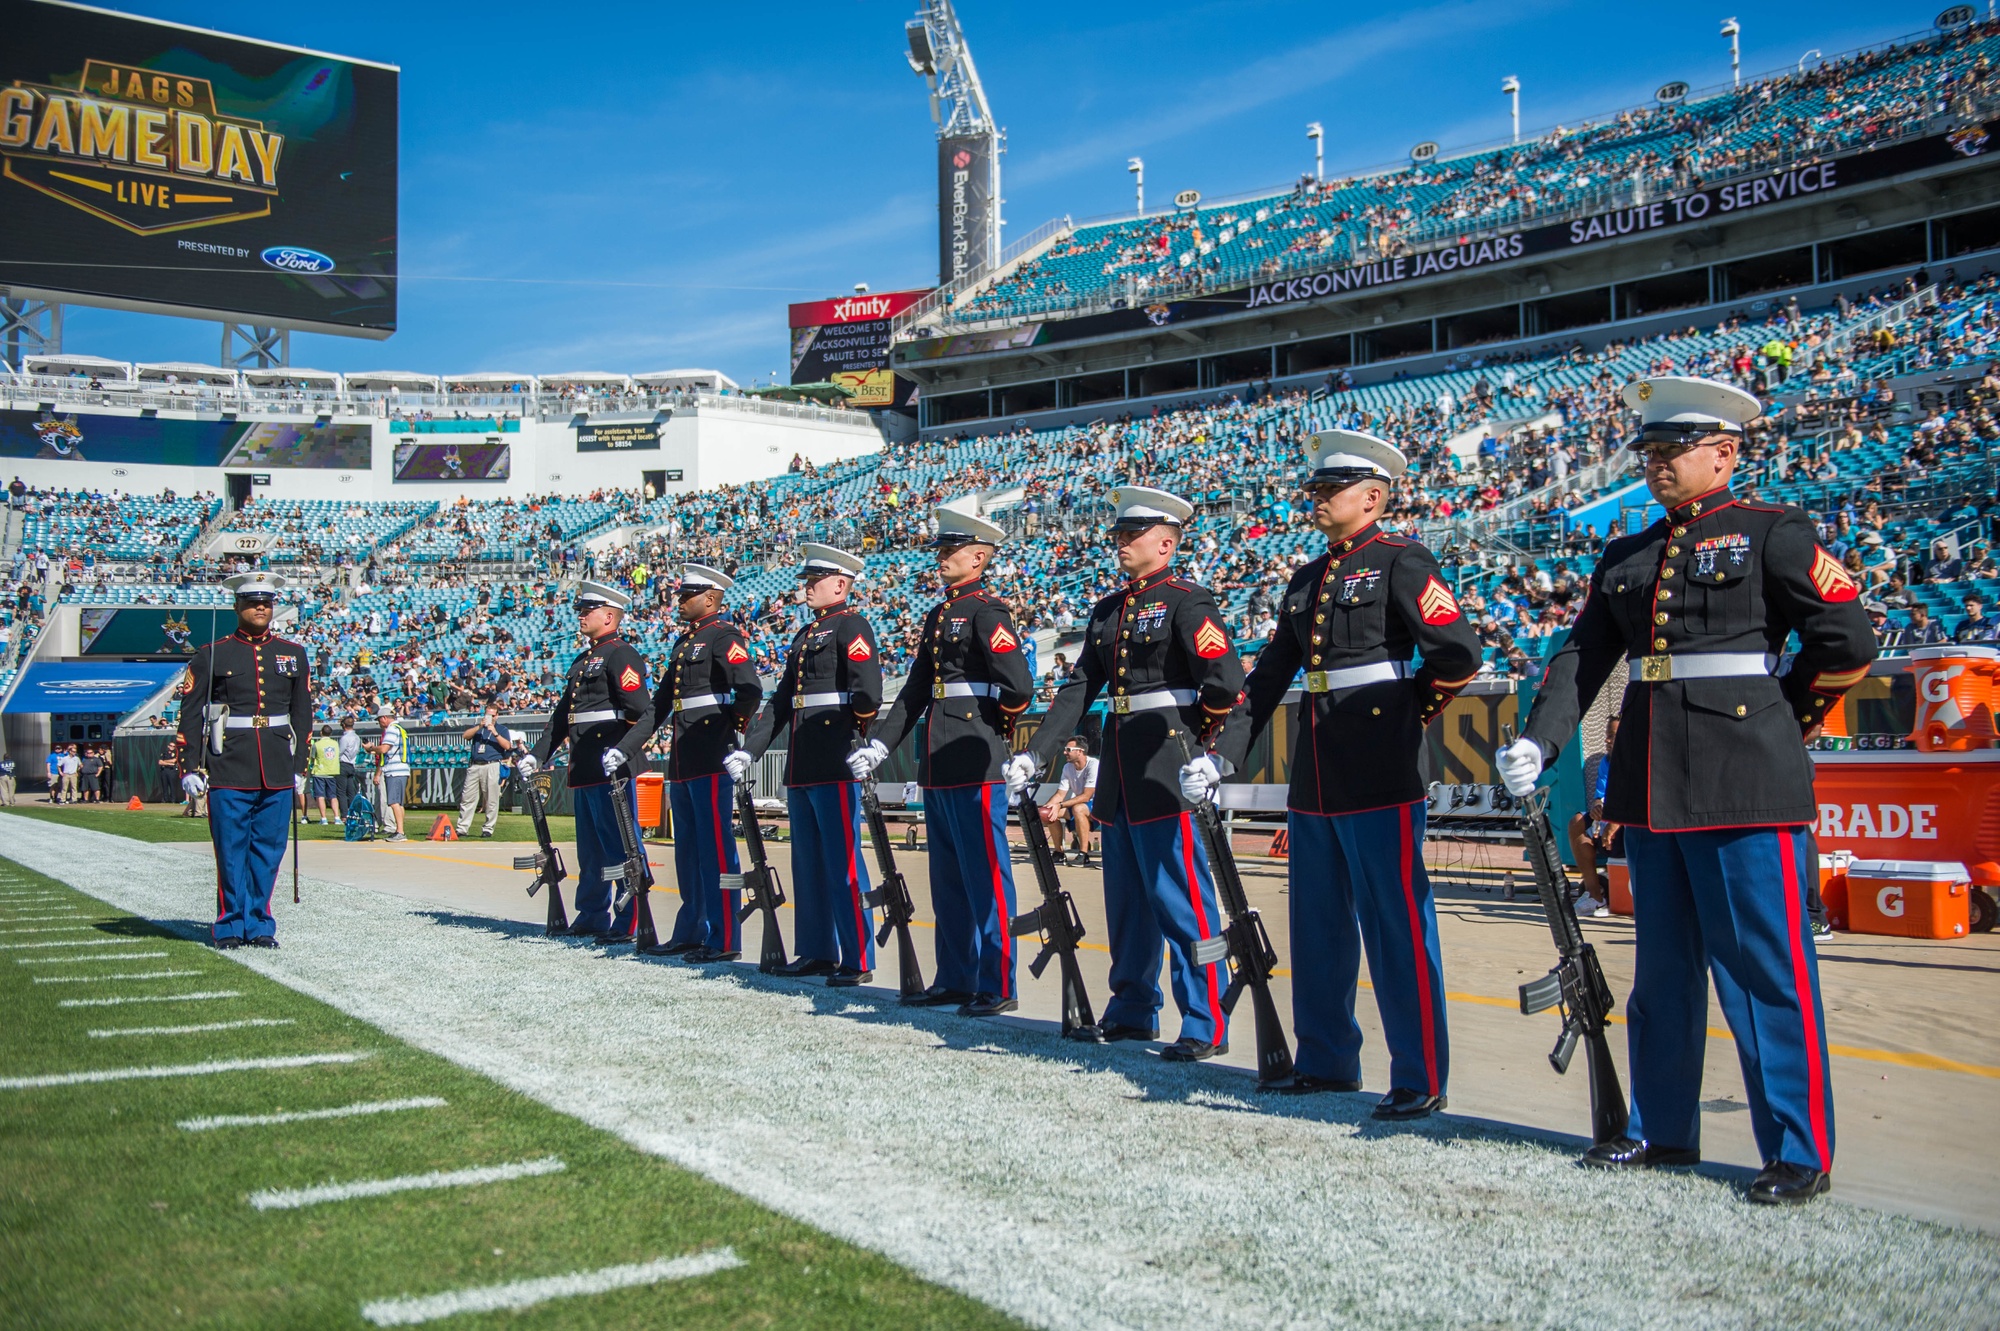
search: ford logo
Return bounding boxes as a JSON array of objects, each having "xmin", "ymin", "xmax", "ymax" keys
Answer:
[{"xmin": 261, "ymin": 246, "xmax": 336, "ymax": 274}]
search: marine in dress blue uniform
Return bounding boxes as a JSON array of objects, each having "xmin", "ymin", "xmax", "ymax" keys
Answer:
[
  {"xmin": 744, "ymin": 543, "xmax": 882, "ymax": 984},
  {"xmin": 175, "ymin": 572, "xmax": 313, "ymax": 949},
  {"xmin": 1025, "ymin": 487, "xmax": 1245, "ymax": 1057},
  {"xmin": 854, "ymin": 506, "xmax": 1036, "ymax": 1015},
  {"xmin": 650, "ymin": 564, "xmax": 763, "ymax": 960},
  {"xmin": 1503, "ymin": 376, "xmax": 1876, "ymax": 1205},
  {"xmin": 518, "ymin": 581, "xmax": 656, "ymax": 943},
  {"xmin": 1219, "ymin": 431, "xmax": 1482, "ymax": 1118}
]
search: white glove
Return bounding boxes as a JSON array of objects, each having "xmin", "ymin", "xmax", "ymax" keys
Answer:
[
  {"xmin": 1004, "ymin": 753, "xmax": 1037, "ymax": 800},
  {"xmin": 515, "ymin": 753, "xmax": 539, "ymax": 781},
  {"xmin": 600, "ymin": 748, "xmax": 628, "ymax": 777},
  {"xmin": 1496, "ymin": 738, "xmax": 1544, "ymax": 797},
  {"xmin": 847, "ymin": 739, "xmax": 889, "ymax": 781},
  {"xmin": 723, "ymin": 749, "xmax": 753, "ymax": 782},
  {"xmin": 1178, "ymin": 754, "xmax": 1221, "ymax": 804},
  {"xmin": 294, "ymin": 774, "xmax": 307, "ymax": 795}
]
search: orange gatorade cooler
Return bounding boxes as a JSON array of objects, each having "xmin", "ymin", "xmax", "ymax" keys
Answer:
[
  {"xmin": 1604, "ymin": 859, "xmax": 1633, "ymax": 916},
  {"xmin": 1819, "ymin": 851, "xmax": 1851, "ymax": 930},
  {"xmin": 1844, "ymin": 860, "xmax": 1971, "ymax": 939},
  {"xmin": 1908, "ymin": 645, "xmax": 1999, "ymax": 752},
  {"xmin": 635, "ymin": 771, "xmax": 665, "ymax": 833},
  {"xmin": 1812, "ymin": 750, "xmax": 2000, "ymax": 888}
]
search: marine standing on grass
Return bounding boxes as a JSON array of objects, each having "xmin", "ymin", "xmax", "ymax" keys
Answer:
[
  {"xmin": 516, "ymin": 581, "xmax": 655, "ymax": 944},
  {"xmin": 648, "ymin": 565, "xmax": 761, "ymax": 960},
  {"xmin": 174, "ymin": 572, "xmax": 313, "ymax": 950},
  {"xmin": 743, "ymin": 543, "xmax": 882, "ymax": 985},
  {"xmin": 1024, "ymin": 487, "xmax": 1246, "ymax": 1059},
  {"xmin": 1219, "ymin": 431, "xmax": 1481, "ymax": 1118},
  {"xmin": 1498, "ymin": 376, "xmax": 1876, "ymax": 1205},
  {"xmin": 852, "ymin": 506, "xmax": 1035, "ymax": 1016}
]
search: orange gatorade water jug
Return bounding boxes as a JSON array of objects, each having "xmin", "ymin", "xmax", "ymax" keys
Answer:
[{"xmin": 1908, "ymin": 645, "xmax": 1998, "ymax": 752}]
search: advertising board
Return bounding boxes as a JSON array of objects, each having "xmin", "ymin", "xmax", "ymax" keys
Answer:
[
  {"xmin": 574, "ymin": 419, "xmax": 662, "ymax": 452},
  {"xmin": 0, "ymin": 0, "xmax": 399, "ymax": 335},
  {"xmin": 0, "ymin": 407, "xmax": 369, "ymax": 466},
  {"xmin": 392, "ymin": 440, "xmax": 508, "ymax": 482}
]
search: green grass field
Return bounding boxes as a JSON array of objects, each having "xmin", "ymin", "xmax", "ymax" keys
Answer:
[
  {"xmin": 1, "ymin": 803, "xmax": 577, "ymax": 845},
  {"xmin": 0, "ymin": 856, "xmax": 1017, "ymax": 1329}
]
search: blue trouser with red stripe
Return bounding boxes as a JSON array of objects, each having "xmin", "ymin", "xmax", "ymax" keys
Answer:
[
  {"xmin": 788, "ymin": 782, "xmax": 875, "ymax": 971},
  {"xmin": 1624, "ymin": 824, "xmax": 1834, "ymax": 1172},
  {"xmin": 922, "ymin": 782, "xmax": 1015, "ymax": 998},
  {"xmin": 1098, "ymin": 809, "xmax": 1229, "ymax": 1045},
  {"xmin": 667, "ymin": 773, "xmax": 741, "ymax": 952},
  {"xmin": 570, "ymin": 779, "xmax": 636, "ymax": 935},
  {"xmin": 1286, "ymin": 800, "xmax": 1448, "ymax": 1096},
  {"xmin": 207, "ymin": 786, "xmax": 290, "ymax": 942}
]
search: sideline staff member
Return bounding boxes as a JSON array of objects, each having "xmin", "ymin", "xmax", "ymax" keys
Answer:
[
  {"xmin": 1500, "ymin": 376, "xmax": 1876, "ymax": 1206},
  {"xmin": 174, "ymin": 571, "xmax": 312, "ymax": 949},
  {"xmin": 308, "ymin": 724, "xmax": 343, "ymax": 825},
  {"xmin": 457, "ymin": 703, "xmax": 517, "ymax": 838}
]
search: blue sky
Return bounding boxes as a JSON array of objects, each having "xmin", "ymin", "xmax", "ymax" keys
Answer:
[{"xmin": 57, "ymin": 0, "xmax": 1917, "ymax": 382}]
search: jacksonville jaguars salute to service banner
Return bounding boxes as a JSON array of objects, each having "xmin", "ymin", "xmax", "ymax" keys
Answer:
[
  {"xmin": 0, "ymin": 0, "xmax": 399, "ymax": 336},
  {"xmin": 904, "ymin": 117, "xmax": 1998, "ymax": 358}
]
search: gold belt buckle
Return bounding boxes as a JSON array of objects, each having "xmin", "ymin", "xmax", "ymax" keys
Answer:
[
  {"xmin": 932, "ymin": 681, "xmax": 946, "ymax": 700},
  {"xmin": 252, "ymin": 715, "xmax": 269, "ymax": 728},
  {"xmin": 1304, "ymin": 671, "xmax": 1330, "ymax": 693},
  {"xmin": 793, "ymin": 695, "xmax": 806, "ymax": 710},
  {"xmin": 1112, "ymin": 695, "xmax": 1131, "ymax": 714},
  {"xmin": 1638, "ymin": 655, "xmax": 1673, "ymax": 682}
]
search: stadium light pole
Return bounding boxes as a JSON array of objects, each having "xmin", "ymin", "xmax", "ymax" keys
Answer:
[
  {"xmin": 1128, "ymin": 157, "xmax": 1144, "ymax": 216},
  {"xmin": 1306, "ymin": 122, "xmax": 1324, "ymax": 182},
  {"xmin": 1797, "ymin": 48, "xmax": 1820, "ymax": 74},
  {"xmin": 1721, "ymin": 18, "xmax": 1741, "ymax": 89},
  {"xmin": 1501, "ymin": 76, "xmax": 1520, "ymax": 144}
]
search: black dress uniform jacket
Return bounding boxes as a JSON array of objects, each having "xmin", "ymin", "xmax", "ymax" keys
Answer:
[
  {"xmin": 175, "ymin": 630, "xmax": 315, "ymax": 790},
  {"xmin": 531, "ymin": 632, "xmax": 654, "ymax": 789},
  {"xmin": 745, "ymin": 603, "xmax": 882, "ymax": 787},
  {"xmin": 650, "ymin": 614, "xmax": 762, "ymax": 781},
  {"xmin": 1221, "ymin": 523, "xmax": 1482, "ymax": 815},
  {"xmin": 1524, "ymin": 485, "xmax": 1876, "ymax": 831},
  {"xmin": 874, "ymin": 577, "xmax": 1036, "ymax": 787},
  {"xmin": 1029, "ymin": 567, "xmax": 1245, "ymax": 823}
]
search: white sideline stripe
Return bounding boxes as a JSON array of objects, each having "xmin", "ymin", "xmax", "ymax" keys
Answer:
[
  {"xmin": 359, "ymin": 1249, "xmax": 743, "ymax": 1326},
  {"xmin": 21, "ymin": 950, "xmax": 168, "ymax": 966},
  {"xmin": 93, "ymin": 1018, "xmax": 297, "ymax": 1039},
  {"xmin": 35, "ymin": 969, "xmax": 203, "ymax": 984},
  {"xmin": 0, "ymin": 1051, "xmax": 368, "ymax": 1090},
  {"xmin": 0, "ymin": 913, "xmax": 88, "ymax": 923},
  {"xmin": 58, "ymin": 990, "xmax": 240, "ymax": 1008},
  {"xmin": 249, "ymin": 1155, "xmax": 565, "ymax": 1212},
  {"xmin": 0, "ymin": 938, "xmax": 147, "ymax": 951},
  {"xmin": 181, "ymin": 1095, "xmax": 446, "ymax": 1132},
  {"xmin": 0, "ymin": 925, "xmax": 95, "ymax": 936}
]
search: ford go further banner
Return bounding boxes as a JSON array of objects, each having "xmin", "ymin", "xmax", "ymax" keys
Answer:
[{"xmin": 0, "ymin": 0, "xmax": 399, "ymax": 335}]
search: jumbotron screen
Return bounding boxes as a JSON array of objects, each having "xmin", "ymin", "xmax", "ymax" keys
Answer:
[{"xmin": 0, "ymin": 0, "xmax": 398, "ymax": 336}]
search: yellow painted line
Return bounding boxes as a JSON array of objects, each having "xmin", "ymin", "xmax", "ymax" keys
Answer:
[
  {"xmin": 174, "ymin": 193, "xmax": 233, "ymax": 204},
  {"xmin": 50, "ymin": 169, "xmax": 113, "ymax": 194}
]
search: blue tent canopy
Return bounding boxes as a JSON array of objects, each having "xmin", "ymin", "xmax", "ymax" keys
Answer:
[{"xmin": 2, "ymin": 662, "xmax": 188, "ymax": 715}]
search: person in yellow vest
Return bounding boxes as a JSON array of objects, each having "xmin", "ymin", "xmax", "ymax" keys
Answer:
[{"xmin": 307, "ymin": 724, "xmax": 343, "ymax": 825}]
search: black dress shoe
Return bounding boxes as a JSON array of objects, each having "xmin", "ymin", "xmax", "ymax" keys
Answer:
[
  {"xmin": 1278, "ymin": 1073, "xmax": 1364, "ymax": 1095},
  {"xmin": 774, "ymin": 956, "xmax": 838, "ymax": 978},
  {"xmin": 1088, "ymin": 1021, "xmax": 1159, "ymax": 1042},
  {"xmin": 826, "ymin": 967, "xmax": 872, "ymax": 987},
  {"xmin": 648, "ymin": 939, "xmax": 700, "ymax": 957},
  {"xmin": 249, "ymin": 936, "xmax": 279, "ymax": 950},
  {"xmin": 1371, "ymin": 1088, "xmax": 1447, "ymax": 1120},
  {"xmin": 687, "ymin": 947, "xmax": 741, "ymax": 963},
  {"xmin": 214, "ymin": 937, "xmax": 244, "ymax": 950},
  {"xmin": 904, "ymin": 985, "xmax": 975, "ymax": 1008},
  {"xmin": 1581, "ymin": 1137, "xmax": 1700, "ymax": 1169},
  {"xmin": 1748, "ymin": 1161, "xmax": 1830, "ymax": 1205},
  {"xmin": 1160, "ymin": 1037, "xmax": 1227, "ymax": 1062},
  {"xmin": 959, "ymin": 992, "xmax": 1018, "ymax": 1017},
  {"xmin": 1062, "ymin": 1022, "xmax": 1107, "ymax": 1043},
  {"xmin": 591, "ymin": 931, "xmax": 631, "ymax": 946}
]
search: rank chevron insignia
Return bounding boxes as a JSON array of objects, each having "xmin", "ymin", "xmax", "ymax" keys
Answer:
[
  {"xmin": 1417, "ymin": 576, "xmax": 1462, "ymax": 625},
  {"xmin": 726, "ymin": 640, "xmax": 750, "ymax": 663},
  {"xmin": 988, "ymin": 623, "xmax": 1018, "ymax": 652},
  {"xmin": 618, "ymin": 665, "xmax": 641, "ymax": 691},
  {"xmin": 1193, "ymin": 617, "xmax": 1229, "ymax": 658},
  {"xmin": 1809, "ymin": 547, "xmax": 1859, "ymax": 602},
  {"xmin": 846, "ymin": 636, "xmax": 872, "ymax": 661}
]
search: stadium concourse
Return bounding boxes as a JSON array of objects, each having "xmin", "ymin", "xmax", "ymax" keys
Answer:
[{"xmin": 5, "ymin": 273, "xmax": 1999, "ymax": 733}]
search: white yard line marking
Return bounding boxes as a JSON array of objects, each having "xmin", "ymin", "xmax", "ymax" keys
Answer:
[
  {"xmin": 248, "ymin": 1156, "xmax": 565, "ymax": 1212},
  {"xmin": 0, "ymin": 925, "xmax": 96, "ymax": 936},
  {"xmin": 34, "ymin": 970, "xmax": 204, "ymax": 984},
  {"xmin": 358, "ymin": 1249, "xmax": 744, "ymax": 1326},
  {"xmin": 19, "ymin": 951, "xmax": 169, "ymax": 966},
  {"xmin": 0, "ymin": 913, "xmax": 88, "ymax": 923},
  {"xmin": 57, "ymin": 990, "xmax": 241, "ymax": 1008},
  {"xmin": 92, "ymin": 1018, "xmax": 297, "ymax": 1039},
  {"xmin": 0, "ymin": 938, "xmax": 148, "ymax": 951},
  {"xmin": 180, "ymin": 1096, "xmax": 446, "ymax": 1132},
  {"xmin": 0, "ymin": 1051, "xmax": 369, "ymax": 1090}
]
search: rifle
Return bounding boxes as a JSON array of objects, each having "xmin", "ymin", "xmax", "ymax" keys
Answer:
[
  {"xmin": 1505, "ymin": 726, "xmax": 1628, "ymax": 1146},
  {"xmin": 725, "ymin": 781, "xmax": 789, "ymax": 973},
  {"xmin": 602, "ymin": 772, "xmax": 663, "ymax": 951},
  {"xmin": 1171, "ymin": 733, "xmax": 1295, "ymax": 1086},
  {"xmin": 511, "ymin": 773, "xmax": 572, "ymax": 935},
  {"xmin": 1008, "ymin": 776, "xmax": 1102, "ymax": 1042},
  {"xmin": 859, "ymin": 780, "xmax": 926, "ymax": 1000}
]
